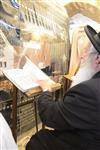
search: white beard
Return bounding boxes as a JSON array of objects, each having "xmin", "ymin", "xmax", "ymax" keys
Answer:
[{"xmin": 71, "ymin": 46, "xmax": 98, "ymax": 87}]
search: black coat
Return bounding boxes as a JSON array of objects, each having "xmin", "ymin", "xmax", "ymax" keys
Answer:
[{"xmin": 26, "ymin": 71, "xmax": 100, "ymax": 150}]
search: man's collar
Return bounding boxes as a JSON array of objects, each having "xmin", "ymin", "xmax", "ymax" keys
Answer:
[{"xmin": 92, "ymin": 71, "xmax": 100, "ymax": 79}]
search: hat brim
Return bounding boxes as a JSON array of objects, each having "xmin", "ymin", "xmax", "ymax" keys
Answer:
[{"xmin": 84, "ymin": 25, "xmax": 100, "ymax": 54}]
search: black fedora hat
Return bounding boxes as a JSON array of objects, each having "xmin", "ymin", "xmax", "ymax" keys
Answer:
[{"xmin": 84, "ymin": 25, "xmax": 100, "ymax": 54}]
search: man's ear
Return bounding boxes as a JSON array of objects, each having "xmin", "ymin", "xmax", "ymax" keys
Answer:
[
  {"xmin": 95, "ymin": 54, "xmax": 100, "ymax": 64},
  {"xmin": 92, "ymin": 54, "xmax": 100, "ymax": 71}
]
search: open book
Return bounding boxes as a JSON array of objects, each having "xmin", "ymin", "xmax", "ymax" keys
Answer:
[{"xmin": 3, "ymin": 57, "xmax": 61, "ymax": 93}]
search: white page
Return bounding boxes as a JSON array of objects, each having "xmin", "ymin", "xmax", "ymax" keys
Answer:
[
  {"xmin": 23, "ymin": 57, "xmax": 55, "ymax": 84},
  {"xmin": 3, "ymin": 69, "xmax": 39, "ymax": 92}
]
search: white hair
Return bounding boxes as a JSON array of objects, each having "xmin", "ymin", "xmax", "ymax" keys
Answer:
[{"xmin": 71, "ymin": 46, "xmax": 99, "ymax": 87}]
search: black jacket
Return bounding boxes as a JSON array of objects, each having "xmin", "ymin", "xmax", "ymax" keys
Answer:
[{"xmin": 38, "ymin": 71, "xmax": 100, "ymax": 150}]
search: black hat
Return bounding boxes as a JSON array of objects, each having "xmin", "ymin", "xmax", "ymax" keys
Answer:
[{"xmin": 84, "ymin": 25, "xmax": 100, "ymax": 54}]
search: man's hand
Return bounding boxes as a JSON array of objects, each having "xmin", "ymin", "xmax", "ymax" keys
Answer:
[{"xmin": 37, "ymin": 79, "xmax": 55, "ymax": 92}]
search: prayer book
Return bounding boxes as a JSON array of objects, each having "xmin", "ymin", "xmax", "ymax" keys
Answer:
[{"xmin": 3, "ymin": 57, "xmax": 61, "ymax": 93}]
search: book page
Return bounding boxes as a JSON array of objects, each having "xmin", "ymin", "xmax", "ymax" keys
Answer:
[
  {"xmin": 23, "ymin": 57, "xmax": 55, "ymax": 84},
  {"xmin": 3, "ymin": 69, "xmax": 39, "ymax": 92}
]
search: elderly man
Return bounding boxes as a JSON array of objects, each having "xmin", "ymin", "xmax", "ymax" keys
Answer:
[{"xmin": 26, "ymin": 25, "xmax": 100, "ymax": 150}]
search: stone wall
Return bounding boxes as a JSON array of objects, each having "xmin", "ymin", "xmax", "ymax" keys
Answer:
[{"xmin": 65, "ymin": 1, "xmax": 100, "ymax": 23}]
